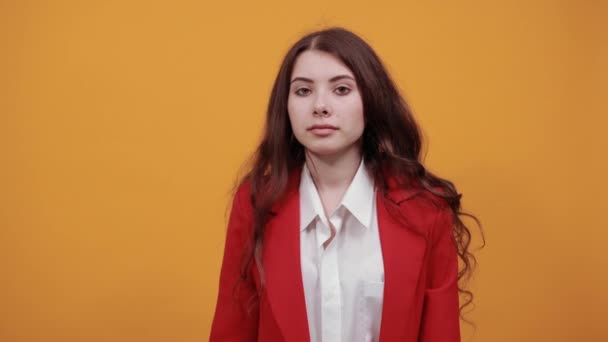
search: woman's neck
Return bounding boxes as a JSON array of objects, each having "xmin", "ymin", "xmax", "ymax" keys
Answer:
[{"xmin": 305, "ymin": 144, "xmax": 362, "ymax": 193}]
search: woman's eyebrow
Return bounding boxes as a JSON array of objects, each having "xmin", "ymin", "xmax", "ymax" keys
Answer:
[{"xmin": 290, "ymin": 74, "xmax": 355, "ymax": 84}]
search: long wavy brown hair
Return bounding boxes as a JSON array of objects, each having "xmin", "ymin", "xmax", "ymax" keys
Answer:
[{"xmin": 231, "ymin": 26, "xmax": 485, "ymax": 325}]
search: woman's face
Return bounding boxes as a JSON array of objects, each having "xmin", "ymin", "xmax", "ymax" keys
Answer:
[{"xmin": 287, "ymin": 50, "xmax": 365, "ymax": 158}]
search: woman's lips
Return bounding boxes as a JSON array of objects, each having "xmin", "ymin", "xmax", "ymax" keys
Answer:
[{"xmin": 308, "ymin": 126, "xmax": 337, "ymax": 137}]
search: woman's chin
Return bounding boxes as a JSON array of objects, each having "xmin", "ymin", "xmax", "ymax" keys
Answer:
[{"xmin": 304, "ymin": 144, "xmax": 352, "ymax": 159}]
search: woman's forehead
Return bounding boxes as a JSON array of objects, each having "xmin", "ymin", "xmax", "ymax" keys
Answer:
[{"xmin": 291, "ymin": 50, "xmax": 354, "ymax": 81}]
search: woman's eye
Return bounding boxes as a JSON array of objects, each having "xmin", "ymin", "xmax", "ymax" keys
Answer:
[
  {"xmin": 294, "ymin": 86, "xmax": 351, "ymax": 96},
  {"xmin": 335, "ymin": 86, "xmax": 351, "ymax": 95},
  {"xmin": 295, "ymin": 88, "xmax": 311, "ymax": 96}
]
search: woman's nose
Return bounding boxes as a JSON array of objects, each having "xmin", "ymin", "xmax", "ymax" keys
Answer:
[{"xmin": 313, "ymin": 96, "xmax": 331, "ymax": 117}]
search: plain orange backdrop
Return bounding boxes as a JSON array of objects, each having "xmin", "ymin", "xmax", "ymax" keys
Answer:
[{"xmin": 1, "ymin": 1, "xmax": 606, "ymax": 341}]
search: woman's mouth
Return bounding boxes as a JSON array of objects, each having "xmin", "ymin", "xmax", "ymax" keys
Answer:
[{"xmin": 308, "ymin": 124, "xmax": 338, "ymax": 137}]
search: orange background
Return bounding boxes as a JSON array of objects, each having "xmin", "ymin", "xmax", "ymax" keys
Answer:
[{"xmin": 1, "ymin": 1, "xmax": 606, "ymax": 341}]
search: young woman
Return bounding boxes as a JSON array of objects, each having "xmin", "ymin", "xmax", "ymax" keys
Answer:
[{"xmin": 210, "ymin": 27, "xmax": 483, "ymax": 342}]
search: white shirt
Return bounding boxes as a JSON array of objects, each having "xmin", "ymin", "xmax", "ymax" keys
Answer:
[{"xmin": 299, "ymin": 159, "xmax": 385, "ymax": 342}]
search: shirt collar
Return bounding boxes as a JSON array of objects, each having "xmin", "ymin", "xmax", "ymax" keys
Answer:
[
  {"xmin": 299, "ymin": 158, "xmax": 375, "ymax": 231},
  {"xmin": 299, "ymin": 163, "xmax": 324, "ymax": 231}
]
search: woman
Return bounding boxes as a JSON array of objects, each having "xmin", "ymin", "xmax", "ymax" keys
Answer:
[{"xmin": 210, "ymin": 27, "xmax": 483, "ymax": 342}]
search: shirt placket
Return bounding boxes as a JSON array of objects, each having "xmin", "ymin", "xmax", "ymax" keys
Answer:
[{"xmin": 318, "ymin": 210, "xmax": 344, "ymax": 342}]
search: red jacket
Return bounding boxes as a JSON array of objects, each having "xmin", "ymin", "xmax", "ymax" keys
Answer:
[{"xmin": 210, "ymin": 166, "xmax": 461, "ymax": 341}]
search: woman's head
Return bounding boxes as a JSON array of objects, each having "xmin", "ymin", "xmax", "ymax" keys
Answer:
[
  {"xmin": 287, "ymin": 49, "xmax": 365, "ymax": 159},
  {"xmin": 261, "ymin": 27, "xmax": 422, "ymax": 178},
  {"xmin": 237, "ymin": 26, "xmax": 484, "ymax": 324}
]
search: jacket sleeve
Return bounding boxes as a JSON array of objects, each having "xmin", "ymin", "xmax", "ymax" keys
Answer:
[
  {"xmin": 419, "ymin": 205, "xmax": 461, "ymax": 342},
  {"xmin": 209, "ymin": 184, "xmax": 259, "ymax": 341}
]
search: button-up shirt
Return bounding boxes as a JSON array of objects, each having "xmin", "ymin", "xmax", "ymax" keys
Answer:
[{"xmin": 299, "ymin": 158, "xmax": 385, "ymax": 342}]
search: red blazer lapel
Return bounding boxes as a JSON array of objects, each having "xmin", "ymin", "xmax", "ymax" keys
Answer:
[
  {"xmin": 377, "ymin": 183, "xmax": 427, "ymax": 341},
  {"xmin": 263, "ymin": 166, "xmax": 310, "ymax": 342}
]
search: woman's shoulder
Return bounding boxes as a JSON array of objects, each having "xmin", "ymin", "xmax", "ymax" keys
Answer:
[
  {"xmin": 384, "ymin": 173, "xmax": 449, "ymax": 209},
  {"xmin": 234, "ymin": 178, "xmax": 252, "ymax": 197},
  {"xmin": 232, "ymin": 179, "xmax": 253, "ymax": 210},
  {"xmin": 409, "ymin": 186, "xmax": 452, "ymax": 218},
  {"xmin": 387, "ymin": 184, "xmax": 453, "ymax": 239}
]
